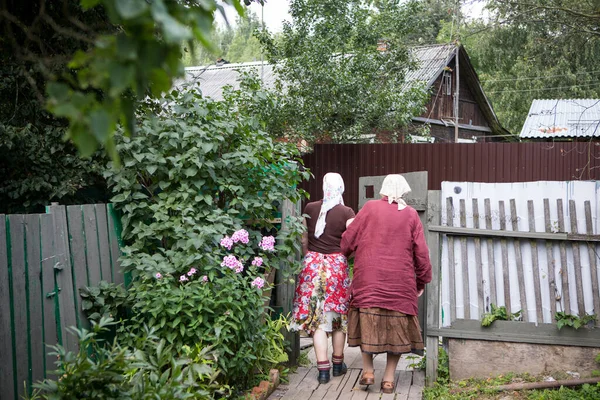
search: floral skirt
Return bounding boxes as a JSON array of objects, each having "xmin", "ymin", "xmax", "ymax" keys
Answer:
[{"xmin": 290, "ymin": 251, "xmax": 350, "ymax": 335}]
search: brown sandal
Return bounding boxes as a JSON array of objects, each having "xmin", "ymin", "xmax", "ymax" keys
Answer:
[
  {"xmin": 381, "ymin": 381, "xmax": 395, "ymax": 394},
  {"xmin": 359, "ymin": 371, "xmax": 375, "ymax": 385}
]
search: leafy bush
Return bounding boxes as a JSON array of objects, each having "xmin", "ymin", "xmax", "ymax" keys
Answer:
[
  {"xmin": 555, "ymin": 312, "xmax": 597, "ymax": 330},
  {"xmin": 481, "ymin": 304, "xmax": 522, "ymax": 327},
  {"xmin": 80, "ymin": 281, "xmax": 129, "ymax": 323},
  {"xmin": 28, "ymin": 317, "xmax": 229, "ymax": 400}
]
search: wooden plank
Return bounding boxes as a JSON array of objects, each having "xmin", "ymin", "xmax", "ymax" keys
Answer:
[
  {"xmin": 106, "ymin": 204, "xmax": 124, "ymax": 286},
  {"xmin": 321, "ymin": 367, "xmax": 356, "ymax": 400},
  {"xmin": 543, "ymin": 199, "xmax": 557, "ymax": 320},
  {"xmin": 557, "ymin": 199, "xmax": 571, "ymax": 314},
  {"xmin": 446, "ymin": 197, "xmax": 456, "ymax": 322},
  {"xmin": 428, "ymin": 225, "xmax": 600, "ymax": 242},
  {"xmin": 94, "ymin": 205, "xmax": 113, "ymax": 283},
  {"xmin": 394, "ymin": 370, "xmax": 413, "ymax": 399},
  {"xmin": 584, "ymin": 201, "xmax": 600, "ymax": 323},
  {"xmin": 527, "ymin": 201, "xmax": 543, "ymax": 324},
  {"xmin": 425, "ymin": 191, "xmax": 440, "ymax": 386},
  {"xmin": 25, "ymin": 214, "xmax": 44, "ymax": 388},
  {"xmin": 569, "ymin": 200, "xmax": 586, "ymax": 317},
  {"xmin": 472, "ymin": 199, "xmax": 484, "ymax": 318},
  {"xmin": 82, "ymin": 205, "xmax": 101, "ymax": 287},
  {"xmin": 0, "ymin": 214, "xmax": 16, "ymax": 400},
  {"xmin": 509, "ymin": 199, "xmax": 527, "ymax": 322},
  {"xmin": 498, "ymin": 201, "xmax": 511, "ymax": 313},
  {"xmin": 40, "ymin": 214, "xmax": 58, "ymax": 377},
  {"xmin": 427, "ymin": 319, "xmax": 600, "ymax": 348},
  {"xmin": 338, "ymin": 369, "xmax": 361, "ymax": 398},
  {"xmin": 407, "ymin": 370, "xmax": 424, "ymax": 400},
  {"xmin": 9, "ymin": 215, "xmax": 29, "ymax": 398},
  {"xmin": 48, "ymin": 205, "xmax": 78, "ymax": 353},
  {"xmin": 66, "ymin": 205, "xmax": 88, "ymax": 329},
  {"xmin": 459, "ymin": 200, "xmax": 470, "ymax": 319},
  {"xmin": 484, "ymin": 199, "xmax": 497, "ymax": 311}
]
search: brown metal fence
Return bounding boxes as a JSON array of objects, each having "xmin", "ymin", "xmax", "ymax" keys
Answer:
[{"xmin": 301, "ymin": 142, "xmax": 600, "ymax": 212}]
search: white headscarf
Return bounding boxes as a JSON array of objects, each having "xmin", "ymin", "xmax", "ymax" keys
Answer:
[
  {"xmin": 314, "ymin": 172, "xmax": 345, "ymax": 238},
  {"xmin": 380, "ymin": 174, "xmax": 411, "ymax": 210}
]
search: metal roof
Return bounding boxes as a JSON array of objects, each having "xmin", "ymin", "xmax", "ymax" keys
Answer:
[
  {"xmin": 520, "ymin": 99, "xmax": 600, "ymax": 138},
  {"xmin": 182, "ymin": 44, "xmax": 457, "ymax": 100}
]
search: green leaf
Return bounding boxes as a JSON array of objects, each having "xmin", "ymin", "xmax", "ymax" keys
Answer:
[
  {"xmin": 151, "ymin": 0, "xmax": 192, "ymax": 44},
  {"xmin": 80, "ymin": 0, "xmax": 101, "ymax": 10},
  {"xmin": 115, "ymin": 0, "xmax": 149, "ymax": 19},
  {"xmin": 149, "ymin": 69, "xmax": 172, "ymax": 97},
  {"xmin": 109, "ymin": 63, "xmax": 135, "ymax": 97},
  {"xmin": 82, "ymin": 300, "xmax": 93, "ymax": 310},
  {"xmin": 89, "ymin": 109, "xmax": 112, "ymax": 142}
]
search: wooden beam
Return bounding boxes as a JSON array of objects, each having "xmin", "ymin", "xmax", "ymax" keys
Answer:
[
  {"xmin": 428, "ymin": 225, "xmax": 600, "ymax": 242},
  {"xmin": 427, "ymin": 319, "xmax": 600, "ymax": 348},
  {"xmin": 425, "ymin": 191, "xmax": 441, "ymax": 387}
]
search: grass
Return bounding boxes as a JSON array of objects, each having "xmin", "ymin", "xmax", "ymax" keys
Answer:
[{"xmin": 423, "ymin": 373, "xmax": 600, "ymax": 399}]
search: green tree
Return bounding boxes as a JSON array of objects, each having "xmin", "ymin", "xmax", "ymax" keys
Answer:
[
  {"xmin": 457, "ymin": 0, "xmax": 600, "ymax": 134},
  {"xmin": 258, "ymin": 0, "xmax": 430, "ymax": 144}
]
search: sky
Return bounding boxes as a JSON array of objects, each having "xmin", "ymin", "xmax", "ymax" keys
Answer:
[{"xmin": 217, "ymin": 1, "xmax": 489, "ymax": 33}]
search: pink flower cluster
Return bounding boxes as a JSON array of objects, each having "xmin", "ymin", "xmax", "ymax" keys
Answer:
[
  {"xmin": 232, "ymin": 229, "xmax": 249, "ymax": 244},
  {"xmin": 221, "ymin": 255, "xmax": 244, "ymax": 273},
  {"xmin": 201, "ymin": 275, "xmax": 208, "ymax": 282},
  {"xmin": 220, "ymin": 236, "xmax": 234, "ymax": 250},
  {"xmin": 259, "ymin": 236, "xmax": 276, "ymax": 252},
  {"xmin": 251, "ymin": 277, "xmax": 265, "ymax": 289},
  {"xmin": 251, "ymin": 257, "xmax": 263, "ymax": 267}
]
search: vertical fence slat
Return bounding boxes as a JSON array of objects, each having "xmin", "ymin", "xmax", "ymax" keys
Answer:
[
  {"xmin": 94, "ymin": 205, "xmax": 113, "ymax": 283},
  {"xmin": 498, "ymin": 201, "xmax": 511, "ymax": 313},
  {"xmin": 426, "ymin": 190, "xmax": 441, "ymax": 386},
  {"xmin": 568, "ymin": 200, "xmax": 586, "ymax": 316},
  {"xmin": 25, "ymin": 214, "xmax": 44, "ymax": 389},
  {"xmin": 40, "ymin": 214, "xmax": 58, "ymax": 377},
  {"xmin": 106, "ymin": 204, "xmax": 124, "ymax": 286},
  {"xmin": 557, "ymin": 199, "xmax": 571, "ymax": 314},
  {"xmin": 459, "ymin": 199, "xmax": 470, "ymax": 319},
  {"xmin": 472, "ymin": 199, "xmax": 484, "ymax": 317},
  {"xmin": 510, "ymin": 199, "xmax": 528, "ymax": 321},
  {"xmin": 446, "ymin": 197, "xmax": 456, "ymax": 321},
  {"xmin": 484, "ymin": 199, "xmax": 496, "ymax": 311},
  {"xmin": 0, "ymin": 215, "xmax": 15, "ymax": 400},
  {"xmin": 66, "ymin": 206, "xmax": 88, "ymax": 329},
  {"xmin": 49, "ymin": 205, "xmax": 78, "ymax": 353},
  {"xmin": 543, "ymin": 199, "xmax": 557, "ymax": 319},
  {"xmin": 527, "ymin": 201, "xmax": 543, "ymax": 323},
  {"xmin": 82, "ymin": 205, "xmax": 101, "ymax": 286},
  {"xmin": 584, "ymin": 201, "xmax": 600, "ymax": 322},
  {"xmin": 9, "ymin": 215, "xmax": 28, "ymax": 398}
]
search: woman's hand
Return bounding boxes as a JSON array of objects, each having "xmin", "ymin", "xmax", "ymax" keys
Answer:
[{"xmin": 417, "ymin": 289, "xmax": 424, "ymax": 297}]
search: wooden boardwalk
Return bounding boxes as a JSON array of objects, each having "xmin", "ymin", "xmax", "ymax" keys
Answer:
[{"xmin": 269, "ymin": 340, "xmax": 425, "ymax": 400}]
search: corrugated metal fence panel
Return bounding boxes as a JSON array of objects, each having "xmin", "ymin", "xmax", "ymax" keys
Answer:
[
  {"xmin": 439, "ymin": 181, "xmax": 600, "ymax": 328},
  {"xmin": 301, "ymin": 143, "xmax": 600, "ymax": 212},
  {"xmin": 0, "ymin": 204, "xmax": 124, "ymax": 400}
]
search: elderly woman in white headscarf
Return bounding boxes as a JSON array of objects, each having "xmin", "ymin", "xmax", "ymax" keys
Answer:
[
  {"xmin": 341, "ymin": 174, "xmax": 432, "ymax": 394},
  {"xmin": 290, "ymin": 172, "xmax": 356, "ymax": 384}
]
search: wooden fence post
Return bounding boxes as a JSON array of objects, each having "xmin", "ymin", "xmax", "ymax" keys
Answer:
[
  {"xmin": 277, "ymin": 199, "xmax": 300, "ymax": 366},
  {"xmin": 48, "ymin": 204, "xmax": 78, "ymax": 353},
  {"xmin": 426, "ymin": 190, "xmax": 441, "ymax": 386}
]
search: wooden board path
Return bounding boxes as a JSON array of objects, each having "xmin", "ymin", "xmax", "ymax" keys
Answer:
[{"xmin": 268, "ymin": 342, "xmax": 425, "ymax": 400}]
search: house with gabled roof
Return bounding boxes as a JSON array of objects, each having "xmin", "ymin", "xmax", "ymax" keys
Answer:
[
  {"xmin": 519, "ymin": 99, "xmax": 600, "ymax": 141},
  {"xmin": 183, "ymin": 44, "xmax": 510, "ymax": 143}
]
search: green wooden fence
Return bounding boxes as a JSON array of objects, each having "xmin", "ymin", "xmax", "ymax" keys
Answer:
[{"xmin": 0, "ymin": 203, "xmax": 124, "ymax": 400}]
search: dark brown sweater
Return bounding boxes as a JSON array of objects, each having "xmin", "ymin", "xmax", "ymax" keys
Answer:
[{"xmin": 304, "ymin": 200, "xmax": 355, "ymax": 254}]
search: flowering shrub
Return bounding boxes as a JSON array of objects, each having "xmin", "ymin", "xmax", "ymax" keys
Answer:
[
  {"xmin": 102, "ymin": 78, "xmax": 308, "ymax": 392},
  {"xmin": 120, "ymin": 230, "xmax": 283, "ymax": 388}
]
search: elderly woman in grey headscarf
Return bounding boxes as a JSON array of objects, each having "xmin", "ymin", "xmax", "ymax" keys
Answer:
[
  {"xmin": 341, "ymin": 174, "xmax": 432, "ymax": 394},
  {"xmin": 290, "ymin": 172, "xmax": 356, "ymax": 384}
]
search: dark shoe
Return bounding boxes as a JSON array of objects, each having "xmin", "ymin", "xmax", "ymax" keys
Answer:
[
  {"xmin": 317, "ymin": 369, "xmax": 330, "ymax": 384},
  {"xmin": 332, "ymin": 362, "xmax": 347, "ymax": 377}
]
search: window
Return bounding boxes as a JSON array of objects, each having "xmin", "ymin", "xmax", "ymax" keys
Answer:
[{"xmin": 443, "ymin": 72, "xmax": 452, "ymax": 95}]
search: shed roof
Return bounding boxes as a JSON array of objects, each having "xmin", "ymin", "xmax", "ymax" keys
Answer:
[
  {"xmin": 520, "ymin": 99, "xmax": 600, "ymax": 138},
  {"xmin": 182, "ymin": 44, "xmax": 456, "ymax": 100}
]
